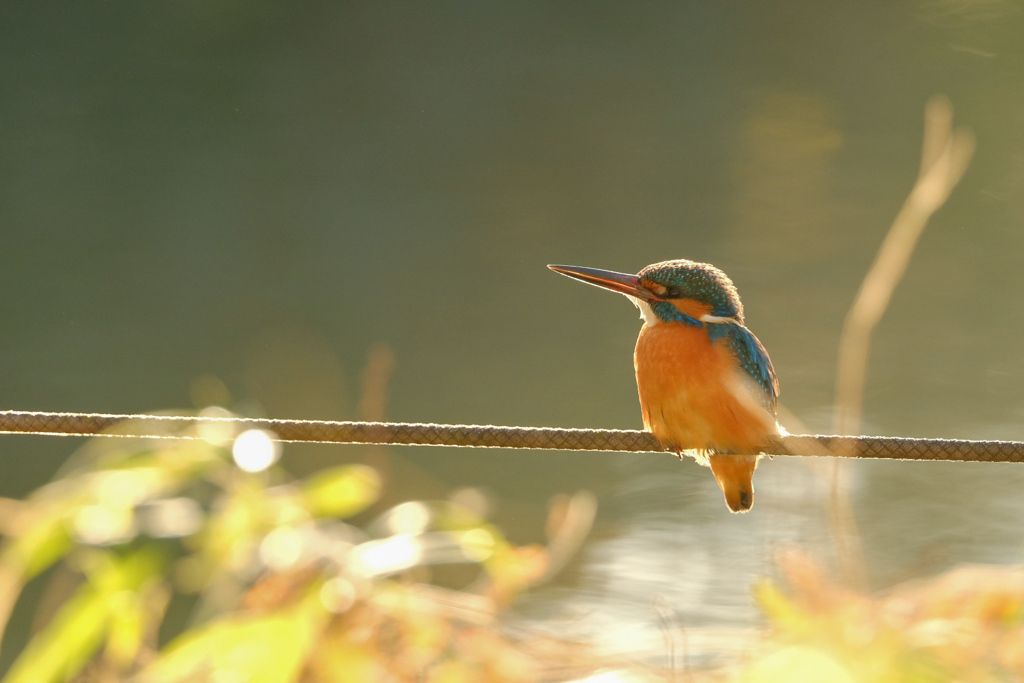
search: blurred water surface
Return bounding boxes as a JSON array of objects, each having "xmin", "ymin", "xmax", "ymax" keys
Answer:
[{"xmin": 2, "ymin": 0, "xmax": 1024, "ymax": 665}]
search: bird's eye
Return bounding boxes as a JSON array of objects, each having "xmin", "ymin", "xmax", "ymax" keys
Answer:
[{"xmin": 665, "ymin": 286, "xmax": 682, "ymax": 298}]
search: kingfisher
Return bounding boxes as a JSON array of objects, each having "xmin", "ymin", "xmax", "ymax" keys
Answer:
[{"xmin": 549, "ymin": 260, "xmax": 780, "ymax": 513}]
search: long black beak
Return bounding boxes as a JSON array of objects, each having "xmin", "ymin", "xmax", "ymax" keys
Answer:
[{"xmin": 548, "ymin": 264, "xmax": 662, "ymax": 302}]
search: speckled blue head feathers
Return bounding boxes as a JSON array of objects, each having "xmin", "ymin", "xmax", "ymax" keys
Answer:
[{"xmin": 638, "ymin": 259, "xmax": 743, "ymax": 322}]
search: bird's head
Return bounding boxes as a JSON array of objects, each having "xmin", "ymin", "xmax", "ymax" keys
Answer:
[{"xmin": 549, "ymin": 259, "xmax": 744, "ymax": 327}]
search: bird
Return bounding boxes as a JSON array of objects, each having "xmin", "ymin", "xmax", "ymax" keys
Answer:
[{"xmin": 549, "ymin": 259, "xmax": 780, "ymax": 513}]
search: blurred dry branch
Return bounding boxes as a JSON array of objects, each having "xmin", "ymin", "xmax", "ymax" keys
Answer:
[
  {"xmin": 356, "ymin": 343, "xmax": 397, "ymax": 485},
  {"xmin": 833, "ymin": 95, "xmax": 975, "ymax": 436},
  {"xmin": 828, "ymin": 96, "xmax": 975, "ymax": 589},
  {"xmin": 358, "ymin": 344, "xmax": 396, "ymax": 423},
  {"xmin": 535, "ymin": 491, "xmax": 597, "ymax": 586}
]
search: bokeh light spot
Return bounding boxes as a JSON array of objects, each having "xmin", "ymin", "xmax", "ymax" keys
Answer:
[
  {"xmin": 352, "ymin": 535, "xmax": 423, "ymax": 577},
  {"xmin": 232, "ymin": 429, "xmax": 281, "ymax": 472},
  {"xmin": 387, "ymin": 501, "xmax": 431, "ymax": 535},
  {"xmin": 198, "ymin": 405, "xmax": 237, "ymax": 445},
  {"xmin": 460, "ymin": 528, "xmax": 495, "ymax": 561},
  {"xmin": 73, "ymin": 504, "xmax": 137, "ymax": 545},
  {"xmin": 320, "ymin": 577, "xmax": 357, "ymax": 613},
  {"xmin": 259, "ymin": 526, "xmax": 305, "ymax": 570},
  {"xmin": 138, "ymin": 497, "xmax": 203, "ymax": 538}
]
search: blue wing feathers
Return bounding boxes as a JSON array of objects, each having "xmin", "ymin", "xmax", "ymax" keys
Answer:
[{"xmin": 722, "ymin": 324, "xmax": 779, "ymax": 413}]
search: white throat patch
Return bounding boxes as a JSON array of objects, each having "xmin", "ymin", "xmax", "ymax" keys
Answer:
[{"xmin": 629, "ymin": 296, "xmax": 659, "ymax": 326}]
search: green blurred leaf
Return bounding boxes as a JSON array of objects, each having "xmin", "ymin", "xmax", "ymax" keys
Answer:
[
  {"xmin": 752, "ymin": 579, "xmax": 807, "ymax": 632},
  {"xmin": 308, "ymin": 639, "xmax": 384, "ymax": 683},
  {"xmin": 741, "ymin": 645, "xmax": 855, "ymax": 683},
  {"xmin": 3, "ymin": 578, "xmax": 109, "ymax": 683},
  {"xmin": 141, "ymin": 594, "xmax": 326, "ymax": 683},
  {"xmin": 301, "ymin": 465, "xmax": 380, "ymax": 519},
  {"xmin": 4, "ymin": 514, "xmax": 73, "ymax": 581},
  {"xmin": 104, "ymin": 589, "xmax": 146, "ymax": 668},
  {"xmin": 2, "ymin": 547, "xmax": 165, "ymax": 683},
  {"xmin": 198, "ymin": 476, "xmax": 268, "ymax": 572}
]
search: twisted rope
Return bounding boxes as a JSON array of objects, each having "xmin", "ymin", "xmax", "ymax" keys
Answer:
[{"xmin": 0, "ymin": 410, "xmax": 1020, "ymax": 463}]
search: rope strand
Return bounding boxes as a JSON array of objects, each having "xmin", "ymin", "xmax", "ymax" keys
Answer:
[{"xmin": 0, "ymin": 410, "xmax": 1019, "ymax": 463}]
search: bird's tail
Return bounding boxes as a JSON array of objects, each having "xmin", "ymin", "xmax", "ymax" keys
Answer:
[{"xmin": 708, "ymin": 453, "xmax": 759, "ymax": 513}]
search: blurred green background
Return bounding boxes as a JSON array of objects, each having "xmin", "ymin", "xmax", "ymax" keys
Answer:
[{"xmin": 1, "ymin": 0, "xmax": 1024, "ymax": 669}]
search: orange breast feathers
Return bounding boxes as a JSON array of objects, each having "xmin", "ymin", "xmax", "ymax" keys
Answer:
[{"xmin": 633, "ymin": 314, "xmax": 778, "ymax": 455}]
